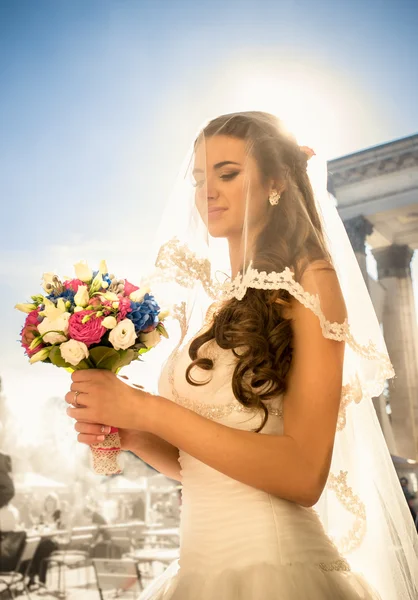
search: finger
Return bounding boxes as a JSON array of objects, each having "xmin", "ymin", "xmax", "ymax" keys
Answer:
[
  {"xmin": 66, "ymin": 406, "xmax": 96, "ymax": 422},
  {"xmin": 70, "ymin": 381, "xmax": 91, "ymax": 393},
  {"xmin": 74, "ymin": 422, "xmax": 112, "ymax": 435},
  {"xmin": 71, "ymin": 370, "xmax": 94, "ymax": 383},
  {"xmin": 76, "ymin": 433, "xmax": 107, "ymax": 446},
  {"xmin": 72, "ymin": 369, "xmax": 113, "ymax": 383},
  {"xmin": 64, "ymin": 391, "xmax": 89, "ymax": 407}
]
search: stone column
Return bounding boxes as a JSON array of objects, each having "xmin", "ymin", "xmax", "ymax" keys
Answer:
[
  {"xmin": 372, "ymin": 244, "xmax": 418, "ymax": 460},
  {"xmin": 343, "ymin": 215, "xmax": 373, "ymax": 289},
  {"xmin": 372, "ymin": 395, "xmax": 398, "ymax": 455}
]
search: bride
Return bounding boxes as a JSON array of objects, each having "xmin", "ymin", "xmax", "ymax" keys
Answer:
[{"xmin": 66, "ymin": 112, "xmax": 418, "ymax": 599}]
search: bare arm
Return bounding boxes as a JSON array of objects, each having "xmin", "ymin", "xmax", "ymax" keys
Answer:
[
  {"xmin": 144, "ymin": 264, "xmax": 346, "ymax": 507},
  {"xmin": 73, "ymin": 424, "xmax": 182, "ymax": 483},
  {"xmin": 120, "ymin": 377, "xmax": 182, "ymax": 483},
  {"xmin": 128, "ymin": 432, "xmax": 182, "ymax": 483}
]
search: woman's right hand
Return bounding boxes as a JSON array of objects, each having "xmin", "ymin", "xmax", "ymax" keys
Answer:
[{"xmin": 74, "ymin": 422, "xmax": 140, "ymax": 452}]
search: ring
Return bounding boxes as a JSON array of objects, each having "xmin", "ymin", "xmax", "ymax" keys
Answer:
[{"xmin": 73, "ymin": 390, "xmax": 81, "ymax": 408}]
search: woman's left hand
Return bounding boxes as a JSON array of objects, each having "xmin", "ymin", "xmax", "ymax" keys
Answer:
[{"xmin": 65, "ymin": 369, "xmax": 153, "ymax": 432}]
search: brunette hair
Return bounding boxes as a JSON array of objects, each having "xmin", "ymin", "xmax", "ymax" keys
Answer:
[{"xmin": 186, "ymin": 112, "xmax": 332, "ymax": 432}]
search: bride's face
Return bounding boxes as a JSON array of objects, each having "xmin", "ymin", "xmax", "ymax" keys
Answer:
[{"xmin": 193, "ymin": 135, "xmax": 270, "ymax": 239}]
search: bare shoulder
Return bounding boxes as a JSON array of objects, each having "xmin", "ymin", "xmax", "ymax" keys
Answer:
[{"xmin": 277, "ymin": 259, "xmax": 347, "ymax": 324}]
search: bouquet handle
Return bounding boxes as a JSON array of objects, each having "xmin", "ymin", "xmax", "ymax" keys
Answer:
[{"xmin": 90, "ymin": 427, "xmax": 122, "ymax": 475}]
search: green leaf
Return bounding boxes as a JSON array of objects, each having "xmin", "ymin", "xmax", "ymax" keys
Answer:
[
  {"xmin": 138, "ymin": 347, "xmax": 151, "ymax": 355},
  {"xmin": 89, "ymin": 346, "xmax": 121, "ymax": 371},
  {"xmin": 73, "ymin": 359, "xmax": 91, "ymax": 370},
  {"xmin": 132, "ymin": 341, "xmax": 147, "ymax": 351},
  {"xmin": 156, "ymin": 323, "xmax": 169, "ymax": 339},
  {"xmin": 117, "ymin": 349, "xmax": 135, "ymax": 369},
  {"xmin": 49, "ymin": 346, "xmax": 73, "ymax": 369}
]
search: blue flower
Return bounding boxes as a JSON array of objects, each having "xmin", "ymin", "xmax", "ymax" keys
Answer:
[
  {"xmin": 127, "ymin": 294, "xmax": 160, "ymax": 332},
  {"xmin": 46, "ymin": 288, "xmax": 76, "ymax": 304}
]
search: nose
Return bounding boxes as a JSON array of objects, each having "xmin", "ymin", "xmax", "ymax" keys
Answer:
[{"xmin": 205, "ymin": 174, "xmax": 219, "ymax": 201}]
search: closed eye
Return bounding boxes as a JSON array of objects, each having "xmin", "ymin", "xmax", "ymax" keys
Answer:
[
  {"xmin": 220, "ymin": 171, "xmax": 240, "ymax": 181},
  {"xmin": 192, "ymin": 171, "xmax": 240, "ymax": 188}
]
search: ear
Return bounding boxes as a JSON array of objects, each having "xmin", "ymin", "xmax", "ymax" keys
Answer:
[{"xmin": 269, "ymin": 179, "xmax": 286, "ymax": 195}]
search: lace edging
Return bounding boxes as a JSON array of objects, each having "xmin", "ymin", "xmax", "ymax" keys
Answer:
[
  {"xmin": 150, "ymin": 239, "xmax": 394, "ymax": 419},
  {"xmin": 221, "ymin": 262, "xmax": 395, "ymax": 385}
]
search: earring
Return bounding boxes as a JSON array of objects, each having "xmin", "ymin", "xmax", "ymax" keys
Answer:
[{"xmin": 269, "ymin": 190, "xmax": 281, "ymax": 206}]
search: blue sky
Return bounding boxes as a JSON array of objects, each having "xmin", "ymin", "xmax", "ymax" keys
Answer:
[{"xmin": 0, "ymin": 0, "xmax": 417, "ymax": 444}]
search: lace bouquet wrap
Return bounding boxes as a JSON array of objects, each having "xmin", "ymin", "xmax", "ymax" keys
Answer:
[
  {"xmin": 15, "ymin": 260, "xmax": 169, "ymax": 476},
  {"xmin": 141, "ymin": 111, "xmax": 418, "ymax": 599}
]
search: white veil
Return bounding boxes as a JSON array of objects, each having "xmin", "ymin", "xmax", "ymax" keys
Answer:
[{"xmin": 142, "ymin": 111, "xmax": 418, "ymax": 599}]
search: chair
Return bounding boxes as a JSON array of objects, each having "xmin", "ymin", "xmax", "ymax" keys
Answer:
[
  {"xmin": 43, "ymin": 529, "xmax": 90, "ymax": 597},
  {"xmin": 93, "ymin": 558, "xmax": 143, "ymax": 599},
  {"xmin": 15, "ymin": 536, "xmax": 41, "ymax": 596},
  {"xmin": 105, "ymin": 526, "xmax": 133, "ymax": 557},
  {"xmin": 0, "ymin": 530, "xmax": 27, "ymax": 599}
]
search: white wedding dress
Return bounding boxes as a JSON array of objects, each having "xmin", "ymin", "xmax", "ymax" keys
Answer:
[{"xmin": 138, "ymin": 334, "xmax": 382, "ymax": 600}]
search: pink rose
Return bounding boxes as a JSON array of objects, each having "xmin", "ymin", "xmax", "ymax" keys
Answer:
[
  {"xmin": 20, "ymin": 310, "xmax": 43, "ymax": 356},
  {"xmin": 116, "ymin": 296, "xmax": 132, "ymax": 321},
  {"xmin": 21, "ymin": 325, "xmax": 42, "ymax": 358},
  {"xmin": 21, "ymin": 327, "xmax": 39, "ymax": 355},
  {"xmin": 68, "ymin": 311, "xmax": 106, "ymax": 347},
  {"xmin": 64, "ymin": 279, "xmax": 85, "ymax": 292},
  {"xmin": 124, "ymin": 280, "xmax": 139, "ymax": 296},
  {"xmin": 101, "ymin": 299, "xmax": 115, "ymax": 312},
  {"xmin": 25, "ymin": 309, "xmax": 41, "ymax": 327}
]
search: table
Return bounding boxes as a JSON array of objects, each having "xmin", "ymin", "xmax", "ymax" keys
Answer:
[
  {"xmin": 124, "ymin": 547, "xmax": 180, "ymax": 585},
  {"xmin": 140, "ymin": 528, "xmax": 180, "ymax": 549},
  {"xmin": 25, "ymin": 528, "xmax": 69, "ymax": 539},
  {"xmin": 127, "ymin": 547, "xmax": 180, "ymax": 564},
  {"xmin": 142, "ymin": 528, "xmax": 179, "ymax": 538}
]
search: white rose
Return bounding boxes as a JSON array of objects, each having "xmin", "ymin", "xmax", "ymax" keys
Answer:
[
  {"xmin": 109, "ymin": 318, "xmax": 136, "ymax": 350},
  {"xmin": 73, "ymin": 306, "xmax": 84, "ymax": 313},
  {"xmin": 60, "ymin": 339, "xmax": 89, "ymax": 366},
  {"xmin": 74, "ymin": 261, "xmax": 93, "ymax": 283},
  {"xmin": 139, "ymin": 329, "xmax": 161, "ymax": 349},
  {"xmin": 37, "ymin": 313, "xmax": 71, "ymax": 344},
  {"xmin": 41, "ymin": 272, "xmax": 57, "ymax": 293},
  {"xmin": 129, "ymin": 285, "xmax": 150, "ymax": 303},
  {"xmin": 74, "ymin": 285, "xmax": 89, "ymax": 308},
  {"xmin": 102, "ymin": 316, "xmax": 117, "ymax": 329}
]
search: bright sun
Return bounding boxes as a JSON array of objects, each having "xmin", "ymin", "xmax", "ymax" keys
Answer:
[{"xmin": 206, "ymin": 56, "xmax": 355, "ymax": 160}]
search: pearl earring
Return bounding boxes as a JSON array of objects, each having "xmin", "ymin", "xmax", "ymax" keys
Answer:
[{"xmin": 269, "ymin": 190, "xmax": 281, "ymax": 206}]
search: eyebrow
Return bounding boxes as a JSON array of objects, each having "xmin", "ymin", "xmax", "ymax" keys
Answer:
[{"xmin": 192, "ymin": 161, "xmax": 241, "ymax": 174}]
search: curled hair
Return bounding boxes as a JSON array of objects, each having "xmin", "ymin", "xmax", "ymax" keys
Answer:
[{"xmin": 186, "ymin": 112, "xmax": 331, "ymax": 433}]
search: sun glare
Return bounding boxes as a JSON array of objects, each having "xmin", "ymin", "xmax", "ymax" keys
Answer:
[{"xmin": 210, "ymin": 57, "xmax": 354, "ymax": 159}]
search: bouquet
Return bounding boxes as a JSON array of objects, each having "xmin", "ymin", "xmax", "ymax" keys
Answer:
[{"xmin": 15, "ymin": 260, "xmax": 169, "ymax": 476}]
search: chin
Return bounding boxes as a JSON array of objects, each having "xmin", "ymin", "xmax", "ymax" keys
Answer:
[{"xmin": 207, "ymin": 223, "xmax": 230, "ymax": 238}]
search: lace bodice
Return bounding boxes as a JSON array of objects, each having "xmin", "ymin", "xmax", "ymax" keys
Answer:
[{"xmin": 158, "ymin": 331, "xmax": 283, "ymax": 433}]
